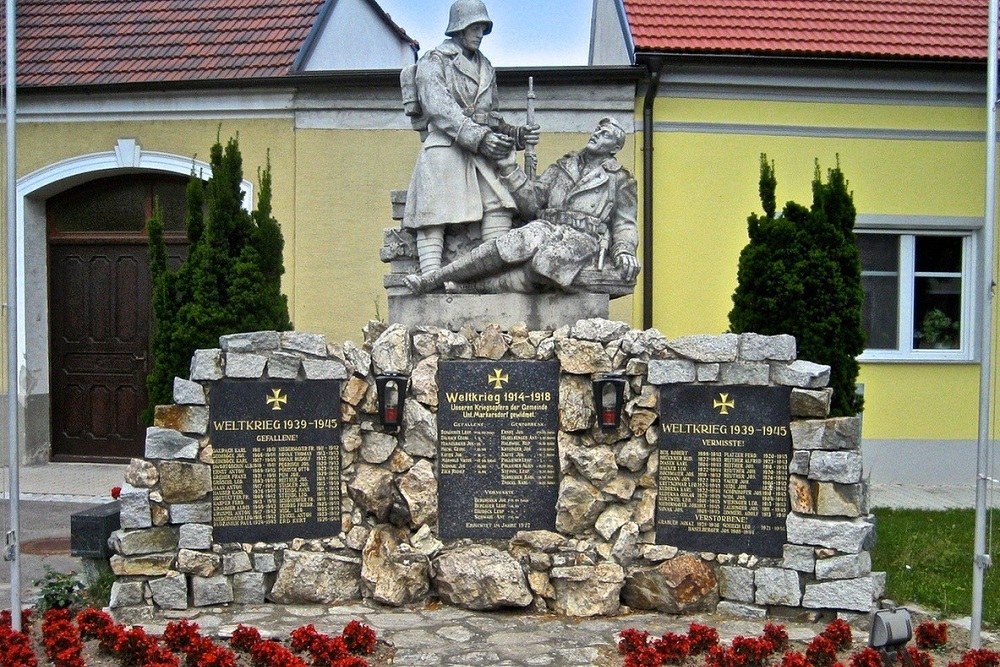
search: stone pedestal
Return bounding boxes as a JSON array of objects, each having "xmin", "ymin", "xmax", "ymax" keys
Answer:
[{"xmin": 388, "ymin": 293, "xmax": 610, "ymax": 331}]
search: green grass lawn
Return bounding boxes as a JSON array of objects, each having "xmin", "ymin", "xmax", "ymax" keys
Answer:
[{"xmin": 871, "ymin": 508, "xmax": 999, "ymax": 626}]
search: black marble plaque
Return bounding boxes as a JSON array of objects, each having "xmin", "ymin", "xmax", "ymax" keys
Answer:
[
  {"xmin": 210, "ymin": 379, "xmax": 341, "ymax": 543},
  {"xmin": 437, "ymin": 360, "xmax": 559, "ymax": 539},
  {"xmin": 656, "ymin": 384, "xmax": 791, "ymax": 557}
]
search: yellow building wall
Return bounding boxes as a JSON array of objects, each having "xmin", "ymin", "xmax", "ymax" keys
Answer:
[{"xmin": 648, "ymin": 96, "xmax": 986, "ymax": 441}]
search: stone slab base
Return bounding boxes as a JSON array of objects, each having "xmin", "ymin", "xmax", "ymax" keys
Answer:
[{"xmin": 388, "ymin": 293, "xmax": 610, "ymax": 331}]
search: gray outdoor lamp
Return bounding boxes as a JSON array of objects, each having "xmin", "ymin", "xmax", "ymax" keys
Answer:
[
  {"xmin": 593, "ymin": 372, "xmax": 627, "ymax": 430},
  {"xmin": 375, "ymin": 374, "xmax": 408, "ymax": 431},
  {"xmin": 869, "ymin": 605, "xmax": 914, "ymax": 666}
]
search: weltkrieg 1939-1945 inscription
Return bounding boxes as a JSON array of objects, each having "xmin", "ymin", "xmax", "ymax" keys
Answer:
[
  {"xmin": 210, "ymin": 379, "xmax": 341, "ymax": 543},
  {"xmin": 657, "ymin": 384, "xmax": 791, "ymax": 557}
]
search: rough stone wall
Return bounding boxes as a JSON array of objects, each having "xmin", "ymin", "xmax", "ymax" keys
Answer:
[{"xmin": 107, "ymin": 321, "xmax": 883, "ymax": 621}]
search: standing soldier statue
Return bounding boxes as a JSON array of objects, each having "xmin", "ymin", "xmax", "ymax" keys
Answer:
[{"xmin": 400, "ymin": 0, "xmax": 539, "ymax": 275}]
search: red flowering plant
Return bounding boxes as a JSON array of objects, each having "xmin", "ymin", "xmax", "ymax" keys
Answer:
[
  {"xmin": 619, "ymin": 628, "xmax": 651, "ymax": 655},
  {"xmin": 342, "ymin": 620, "xmax": 377, "ymax": 656},
  {"xmin": 956, "ymin": 648, "xmax": 1000, "ymax": 667},
  {"xmin": 0, "ymin": 621, "xmax": 38, "ymax": 667},
  {"xmin": 821, "ymin": 619, "xmax": 854, "ymax": 652},
  {"xmin": 652, "ymin": 631, "xmax": 691, "ymax": 665},
  {"xmin": 908, "ymin": 646, "xmax": 936, "ymax": 667},
  {"xmin": 110, "ymin": 486, "xmax": 122, "ymax": 499},
  {"xmin": 624, "ymin": 644, "xmax": 664, "ymax": 667},
  {"xmin": 763, "ymin": 623, "xmax": 790, "ymax": 654},
  {"xmin": 249, "ymin": 638, "xmax": 309, "ymax": 667},
  {"xmin": 40, "ymin": 607, "xmax": 85, "ymax": 667},
  {"xmin": 780, "ymin": 650, "xmax": 812, "ymax": 667},
  {"xmin": 76, "ymin": 608, "xmax": 114, "ymax": 640},
  {"xmin": 806, "ymin": 635, "xmax": 839, "ymax": 667},
  {"xmin": 848, "ymin": 646, "xmax": 885, "ymax": 667},
  {"xmin": 230, "ymin": 625, "xmax": 263, "ymax": 653},
  {"xmin": 688, "ymin": 623, "xmax": 720, "ymax": 655},
  {"xmin": 915, "ymin": 621, "xmax": 949, "ymax": 650},
  {"xmin": 729, "ymin": 635, "xmax": 777, "ymax": 667},
  {"xmin": 162, "ymin": 619, "xmax": 202, "ymax": 654}
]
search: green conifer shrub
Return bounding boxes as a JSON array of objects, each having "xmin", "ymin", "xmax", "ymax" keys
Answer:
[
  {"xmin": 145, "ymin": 136, "xmax": 292, "ymax": 422},
  {"xmin": 729, "ymin": 155, "xmax": 865, "ymax": 416}
]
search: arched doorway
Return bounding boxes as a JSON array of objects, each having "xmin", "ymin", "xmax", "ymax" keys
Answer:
[{"xmin": 47, "ymin": 173, "xmax": 189, "ymax": 461}]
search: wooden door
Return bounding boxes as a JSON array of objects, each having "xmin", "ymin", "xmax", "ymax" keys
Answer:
[{"xmin": 47, "ymin": 174, "xmax": 189, "ymax": 461}]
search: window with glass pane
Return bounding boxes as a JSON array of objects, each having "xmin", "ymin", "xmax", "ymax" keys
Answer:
[
  {"xmin": 858, "ymin": 234, "xmax": 899, "ymax": 349},
  {"xmin": 857, "ymin": 231, "xmax": 968, "ymax": 357}
]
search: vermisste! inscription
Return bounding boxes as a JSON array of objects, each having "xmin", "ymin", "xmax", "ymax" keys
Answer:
[
  {"xmin": 657, "ymin": 385, "xmax": 791, "ymax": 557},
  {"xmin": 210, "ymin": 379, "xmax": 341, "ymax": 544},
  {"xmin": 438, "ymin": 360, "xmax": 559, "ymax": 539}
]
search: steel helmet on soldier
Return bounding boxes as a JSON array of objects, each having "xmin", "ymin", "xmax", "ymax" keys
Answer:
[{"xmin": 445, "ymin": 0, "xmax": 493, "ymax": 36}]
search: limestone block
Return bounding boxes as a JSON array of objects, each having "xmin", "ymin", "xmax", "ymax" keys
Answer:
[
  {"xmin": 772, "ymin": 360, "xmax": 831, "ymax": 389},
  {"xmin": 145, "ymin": 427, "xmax": 199, "ymax": 460},
  {"xmin": 629, "ymin": 409, "xmax": 658, "ymax": 436},
  {"xmin": 190, "ymin": 349, "xmax": 223, "ymax": 381},
  {"xmin": 566, "ymin": 443, "xmax": 617, "ymax": 485},
  {"xmin": 555, "ymin": 476, "xmax": 605, "ymax": 534},
  {"xmin": 252, "ymin": 549, "xmax": 280, "ymax": 573},
  {"xmin": 266, "ymin": 352, "xmax": 301, "ymax": 379},
  {"xmin": 738, "ymin": 333, "xmax": 796, "ymax": 361},
  {"xmin": 269, "ymin": 551, "xmax": 362, "ymax": 604},
  {"xmin": 815, "ymin": 551, "xmax": 872, "ymax": 580},
  {"xmin": 783, "ymin": 544, "xmax": 816, "ymax": 573},
  {"xmin": 191, "ymin": 575, "xmax": 234, "ymax": 607},
  {"xmin": 809, "ymin": 451, "xmax": 863, "ymax": 484},
  {"xmin": 220, "ymin": 331, "xmax": 279, "ymax": 352},
  {"xmin": 791, "ymin": 388, "xmax": 833, "ymax": 418},
  {"xmin": 647, "ymin": 360, "xmax": 696, "ymax": 384},
  {"xmin": 559, "ymin": 374, "xmax": 595, "ymax": 432},
  {"xmin": 222, "ymin": 549, "xmax": 253, "ymax": 575},
  {"xmin": 717, "ymin": 601, "xmax": 767, "ymax": 619},
  {"xmin": 622, "ymin": 553, "xmax": 718, "ymax": 613},
  {"xmin": 232, "ymin": 571, "xmax": 267, "ymax": 604},
  {"xmin": 555, "ymin": 338, "xmax": 612, "ymax": 374},
  {"xmin": 612, "ymin": 522, "xmax": 640, "ymax": 565},
  {"xmin": 110, "ymin": 526, "xmax": 179, "ymax": 556},
  {"xmin": 802, "ymin": 576, "xmax": 876, "ymax": 612},
  {"xmin": 348, "ymin": 464, "xmax": 395, "ymax": 522},
  {"xmin": 280, "ymin": 331, "xmax": 327, "ymax": 356},
  {"xmin": 697, "ymin": 363, "xmax": 721, "ymax": 382},
  {"xmin": 789, "ymin": 451, "xmax": 810, "ymax": 476},
  {"xmin": 360, "ymin": 430, "xmax": 397, "ymax": 464},
  {"xmin": 720, "ymin": 362, "xmax": 771, "ymax": 385},
  {"xmin": 173, "ymin": 378, "xmax": 206, "ymax": 405},
  {"xmin": 791, "ymin": 420, "xmax": 826, "ymax": 450},
  {"xmin": 549, "ymin": 563, "xmax": 625, "ymax": 616},
  {"xmin": 362, "ymin": 525, "xmax": 430, "ymax": 606},
  {"xmin": 815, "ymin": 482, "xmax": 868, "ymax": 518},
  {"xmin": 410, "ymin": 525, "xmax": 444, "ymax": 558},
  {"xmin": 397, "ymin": 458, "xmax": 438, "ymax": 527},
  {"xmin": 615, "ymin": 437, "xmax": 654, "ymax": 473},
  {"xmin": 178, "ymin": 523, "xmax": 213, "ymax": 550},
  {"xmin": 595, "ymin": 505, "xmax": 632, "ymax": 541},
  {"xmin": 401, "ymin": 399, "xmax": 437, "ymax": 458},
  {"xmin": 177, "ymin": 548, "xmax": 221, "ymax": 577},
  {"xmin": 668, "ymin": 334, "xmax": 738, "ymax": 362},
  {"xmin": 754, "ymin": 567, "xmax": 801, "ymax": 606},
  {"xmin": 371, "ymin": 323, "xmax": 412, "ymax": 374},
  {"xmin": 110, "ymin": 553, "xmax": 175, "ymax": 577},
  {"xmin": 571, "ymin": 318, "xmax": 631, "ymax": 343},
  {"xmin": 343, "ymin": 341, "xmax": 373, "ymax": 376},
  {"xmin": 433, "ymin": 546, "xmax": 532, "ymax": 611},
  {"xmin": 124, "ymin": 458, "xmax": 159, "ymax": 488},
  {"xmin": 473, "ymin": 324, "xmax": 509, "ymax": 360},
  {"xmin": 118, "ymin": 484, "xmax": 152, "ymax": 529},
  {"xmin": 822, "ymin": 417, "xmax": 862, "ymax": 450},
  {"xmin": 718, "ymin": 566, "xmax": 754, "ymax": 603},
  {"xmin": 302, "ymin": 358, "xmax": 348, "ymax": 380},
  {"xmin": 169, "ymin": 501, "xmax": 212, "ymax": 524},
  {"xmin": 154, "ymin": 405, "xmax": 209, "ymax": 435},
  {"xmin": 411, "ymin": 355, "xmax": 439, "ymax": 408},
  {"xmin": 109, "ymin": 580, "xmax": 146, "ymax": 608},
  {"xmin": 225, "ymin": 353, "xmax": 267, "ymax": 378},
  {"xmin": 785, "ymin": 514, "xmax": 874, "ymax": 554},
  {"xmin": 158, "ymin": 461, "xmax": 212, "ymax": 503},
  {"xmin": 641, "ymin": 545, "xmax": 679, "ymax": 562},
  {"xmin": 509, "ymin": 530, "xmax": 568, "ymax": 553},
  {"xmin": 788, "ymin": 475, "xmax": 816, "ymax": 514},
  {"xmin": 602, "ymin": 475, "xmax": 636, "ymax": 500},
  {"xmin": 148, "ymin": 571, "xmax": 188, "ymax": 610}
]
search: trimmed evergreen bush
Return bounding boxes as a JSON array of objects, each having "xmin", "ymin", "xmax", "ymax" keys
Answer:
[
  {"xmin": 729, "ymin": 155, "xmax": 865, "ymax": 416},
  {"xmin": 145, "ymin": 136, "xmax": 292, "ymax": 422}
]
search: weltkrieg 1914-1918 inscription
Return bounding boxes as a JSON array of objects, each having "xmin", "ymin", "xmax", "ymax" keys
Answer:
[
  {"xmin": 437, "ymin": 360, "xmax": 559, "ymax": 539},
  {"xmin": 657, "ymin": 384, "xmax": 791, "ymax": 557},
  {"xmin": 211, "ymin": 379, "xmax": 341, "ymax": 543}
]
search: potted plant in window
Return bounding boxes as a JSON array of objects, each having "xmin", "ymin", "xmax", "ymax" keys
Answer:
[{"xmin": 918, "ymin": 308, "xmax": 959, "ymax": 349}]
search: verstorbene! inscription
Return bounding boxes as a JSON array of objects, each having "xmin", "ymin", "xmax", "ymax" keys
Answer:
[
  {"xmin": 211, "ymin": 379, "xmax": 341, "ymax": 543},
  {"xmin": 438, "ymin": 360, "xmax": 559, "ymax": 539},
  {"xmin": 656, "ymin": 385, "xmax": 791, "ymax": 557}
]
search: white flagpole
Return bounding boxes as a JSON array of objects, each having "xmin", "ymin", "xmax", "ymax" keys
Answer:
[
  {"xmin": 971, "ymin": 0, "xmax": 998, "ymax": 648},
  {"xmin": 4, "ymin": 0, "xmax": 18, "ymax": 631}
]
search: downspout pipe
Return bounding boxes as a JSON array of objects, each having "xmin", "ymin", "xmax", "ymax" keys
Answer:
[{"xmin": 641, "ymin": 56, "xmax": 664, "ymax": 330}]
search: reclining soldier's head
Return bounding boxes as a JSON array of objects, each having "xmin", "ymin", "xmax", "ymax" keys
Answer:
[{"xmin": 586, "ymin": 117, "xmax": 627, "ymax": 156}]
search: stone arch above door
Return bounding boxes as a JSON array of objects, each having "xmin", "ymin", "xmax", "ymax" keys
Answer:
[{"xmin": 16, "ymin": 139, "xmax": 253, "ymax": 463}]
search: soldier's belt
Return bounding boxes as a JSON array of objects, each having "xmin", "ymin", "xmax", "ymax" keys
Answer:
[{"xmin": 539, "ymin": 209, "xmax": 603, "ymax": 237}]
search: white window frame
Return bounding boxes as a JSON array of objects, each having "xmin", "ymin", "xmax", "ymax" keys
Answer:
[{"xmin": 856, "ymin": 215, "xmax": 981, "ymax": 363}]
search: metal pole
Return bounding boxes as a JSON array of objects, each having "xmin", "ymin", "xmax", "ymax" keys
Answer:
[{"xmin": 971, "ymin": 0, "xmax": 998, "ymax": 648}]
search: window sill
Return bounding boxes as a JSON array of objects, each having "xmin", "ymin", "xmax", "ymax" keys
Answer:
[{"xmin": 859, "ymin": 350, "xmax": 976, "ymax": 364}]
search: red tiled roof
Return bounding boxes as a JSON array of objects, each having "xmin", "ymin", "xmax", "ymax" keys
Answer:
[
  {"xmin": 9, "ymin": 0, "xmax": 328, "ymax": 87},
  {"xmin": 624, "ymin": 0, "xmax": 987, "ymax": 61}
]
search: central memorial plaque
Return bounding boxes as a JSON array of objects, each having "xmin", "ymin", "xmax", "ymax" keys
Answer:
[
  {"xmin": 211, "ymin": 379, "xmax": 341, "ymax": 543},
  {"xmin": 437, "ymin": 360, "xmax": 559, "ymax": 539},
  {"xmin": 656, "ymin": 384, "xmax": 791, "ymax": 557}
]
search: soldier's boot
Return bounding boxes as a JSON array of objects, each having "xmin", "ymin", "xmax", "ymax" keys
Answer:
[
  {"xmin": 480, "ymin": 211, "xmax": 512, "ymax": 243},
  {"xmin": 415, "ymin": 226, "xmax": 445, "ymax": 273},
  {"xmin": 404, "ymin": 240, "xmax": 506, "ymax": 294}
]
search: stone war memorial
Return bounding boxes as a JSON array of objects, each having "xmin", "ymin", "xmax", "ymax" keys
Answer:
[{"xmin": 105, "ymin": 0, "xmax": 882, "ymax": 623}]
